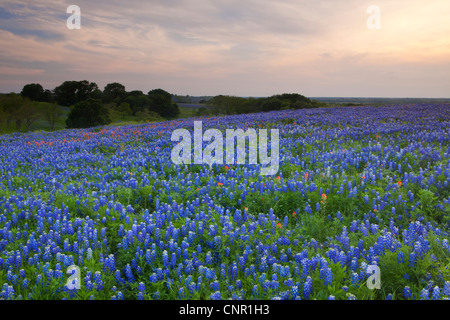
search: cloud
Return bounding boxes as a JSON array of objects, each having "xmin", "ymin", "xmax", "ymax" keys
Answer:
[
  {"xmin": 0, "ymin": 0, "xmax": 449, "ymax": 96},
  {"xmin": 0, "ymin": 65, "xmax": 44, "ymax": 76}
]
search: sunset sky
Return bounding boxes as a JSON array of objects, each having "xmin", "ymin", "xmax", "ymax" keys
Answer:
[{"xmin": 1, "ymin": 0, "xmax": 449, "ymax": 97}]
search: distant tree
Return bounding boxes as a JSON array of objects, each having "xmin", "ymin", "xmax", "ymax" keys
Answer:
[
  {"xmin": 135, "ymin": 109, "xmax": 163, "ymax": 122},
  {"xmin": 273, "ymin": 93, "xmax": 312, "ymax": 109},
  {"xmin": 196, "ymin": 107, "xmax": 210, "ymax": 117},
  {"xmin": 230, "ymin": 97, "xmax": 251, "ymax": 114},
  {"xmin": 42, "ymin": 89, "xmax": 54, "ymax": 103},
  {"xmin": 91, "ymin": 88, "xmax": 103, "ymax": 101},
  {"xmin": 66, "ymin": 98, "xmax": 111, "ymax": 128},
  {"xmin": 4, "ymin": 96, "xmax": 39, "ymax": 131},
  {"xmin": 116, "ymin": 102, "xmax": 133, "ymax": 118},
  {"xmin": 261, "ymin": 97, "xmax": 283, "ymax": 112},
  {"xmin": 43, "ymin": 103, "xmax": 63, "ymax": 130},
  {"xmin": 209, "ymin": 95, "xmax": 248, "ymax": 115},
  {"xmin": 165, "ymin": 102, "xmax": 180, "ymax": 118},
  {"xmin": 209, "ymin": 95, "xmax": 230, "ymax": 114},
  {"xmin": 54, "ymin": 80, "xmax": 99, "ymax": 106},
  {"xmin": 0, "ymin": 104, "xmax": 5, "ymax": 130},
  {"xmin": 148, "ymin": 89, "xmax": 180, "ymax": 118},
  {"xmin": 172, "ymin": 94, "xmax": 192, "ymax": 103},
  {"xmin": 21, "ymin": 83, "xmax": 44, "ymax": 101},
  {"xmin": 291, "ymin": 100, "xmax": 312, "ymax": 109},
  {"xmin": 0, "ymin": 93, "xmax": 24, "ymax": 128},
  {"xmin": 21, "ymin": 101, "xmax": 41, "ymax": 131},
  {"xmin": 244, "ymin": 97, "xmax": 261, "ymax": 113},
  {"xmin": 207, "ymin": 93, "xmax": 316, "ymax": 114},
  {"xmin": 127, "ymin": 90, "xmax": 144, "ymax": 97},
  {"xmin": 103, "ymin": 82, "xmax": 126, "ymax": 104},
  {"xmin": 311, "ymin": 100, "xmax": 327, "ymax": 108},
  {"xmin": 124, "ymin": 94, "xmax": 151, "ymax": 115},
  {"xmin": 275, "ymin": 93, "xmax": 310, "ymax": 104},
  {"xmin": 148, "ymin": 88, "xmax": 171, "ymax": 103}
]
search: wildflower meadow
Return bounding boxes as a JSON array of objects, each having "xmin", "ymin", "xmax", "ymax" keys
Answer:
[{"xmin": 0, "ymin": 104, "xmax": 449, "ymax": 300}]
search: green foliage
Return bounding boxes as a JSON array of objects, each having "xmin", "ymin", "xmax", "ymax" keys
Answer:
[
  {"xmin": 116, "ymin": 102, "xmax": 133, "ymax": 116},
  {"xmin": 208, "ymin": 93, "xmax": 317, "ymax": 115},
  {"xmin": 135, "ymin": 109, "xmax": 163, "ymax": 123},
  {"xmin": 19, "ymin": 83, "xmax": 53, "ymax": 103},
  {"xmin": 66, "ymin": 98, "xmax": 111, "ymax": 129},
  {"xmin": 196, "ymin": 106, "xmax": 211, "ymax": 117},
  {"xmin": 297, "ymin": 211, "xmax": 343, "ymax": 243},
  {"xmin": 20, "ymin": 83, "xmax": 44, "ymax": 101},
  {"xmin": 148, "ymin": 89, "xmax": 180, "ymax": 118},
  {"xmin": 102, "ymin": 82, "xmax": 126, "ymax": 104},
  {"xmin": 0, "ymin": 93, "xmax": 42, "ymax": 132},
  {"xmin": 418, "ymin": 189, "xmax": 441, "ymax": 223},
  {"xmin": 42, "ymin": 102, "xmax": 63, "ymax": 130},
  {"xmin": 54, "ymin": 80, "xmax": 100, "ymax": 106},
  {"xmin": 261, "ymin": 97, "xmax": 284, "ymax": 112},
  {"xmin": 124, "ymin": 93, "xmax": 151, "ymax": 115}
]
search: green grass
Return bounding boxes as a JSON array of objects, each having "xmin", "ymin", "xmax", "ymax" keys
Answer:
[{"xmin": 178, "ymin": 106, "xmax": 199, "ymax": 119}]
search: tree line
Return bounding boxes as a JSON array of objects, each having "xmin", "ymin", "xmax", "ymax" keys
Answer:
[
  {"xmin": 197, "ymin": 93, "xmax": 325, "ymax": 116},
  {"xmin": 0, "ymin": 81, "xmax": 324, "ymax": 132},
  {"xmin": 0, "ymin": 81, "xmax": 180, "ymax": 131}
]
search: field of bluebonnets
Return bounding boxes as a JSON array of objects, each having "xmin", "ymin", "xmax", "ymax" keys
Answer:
[{"xmin": 0, "ymin": 103, "xmax": 449, "ymax": 300}]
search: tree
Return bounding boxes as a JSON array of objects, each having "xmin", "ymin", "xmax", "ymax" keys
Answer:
[
  {"xmin": 124, "ymin": 94, "xmax": 151, "ymax": 115},
  {"xmin": 148, "ymin": 88, "xmax": 170, "ymax": 113},
  {"xmin": 148, "ymin": 89, "xmax": 180, "ymax": 118},
  {"xmin": 91, "ymin": 88, "xmax": 103, "ymax": 101},
  {"xmin": 66, "ymin": 98, "xmax": 111, "ymax": 128},
  {"xmin": 0, "ymin": 104, "xmax": 5, "ymax": 131},
  {"xmin": 127, "ymin": 90, "xmax": 144, "ymax": 97},
  {"xmin": 116, "ymin": 102, "xmax": 133, "ymax": 119},
  {"xmin": 196, "ymin": 106, "xmax": 210, "ymax": 117},
  {"xmin": 21, "ymin": 83, "xmax": 44, "ymax": 101},
  {"xmin": 54, "ymin": 80, "xmax": 99, "ymax": 106},
  {"xmin": 21, "ymin": 101, "xmax": 41, "ymax": 131},
  {"xmin": 103, "ymin": 82, "xmax": 126, "ymax": 104},
  {"xmin": 42, "ymin": 89, "xmax": 54, "ymax": 103},
  {"xmin": 209, "ymin": 95, "xmax": 247, "ymax": 115},
  {"xmin": 275, "ymin": 93, "xmax": 310, "ymax": 104},
  {"xmin": 43, "ymin": 103, "xmax": 63, "ymax": 130},
  {"xmin": 135, "ymin": 109, "xmax": 162, "ymax": 122},
  {"xmin": 261, "ymin": 97, "xmax": 283, "ymax": 112},
  {"xmin": 0, "ymin": 93, "xmax": 24, "ymax": 128},
  {"xmin": 3, "ymin": 96, "xmax": 39, "ymax": 131},
  {"xmin": 166, "ymin": 102, "xmax": 180, "ymax": 118},
  {"xmin": 273, "ymin": 93, "xmax": 312, "ymax": 109},
  {"xmin": 210, "ymin": 95, "xmax": 237, "ymax": 114}
]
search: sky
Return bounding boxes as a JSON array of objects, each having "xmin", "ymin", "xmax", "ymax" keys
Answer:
[{"xmin": 0, "ymin": 0, "xmax": 449, "ymax": 97}]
